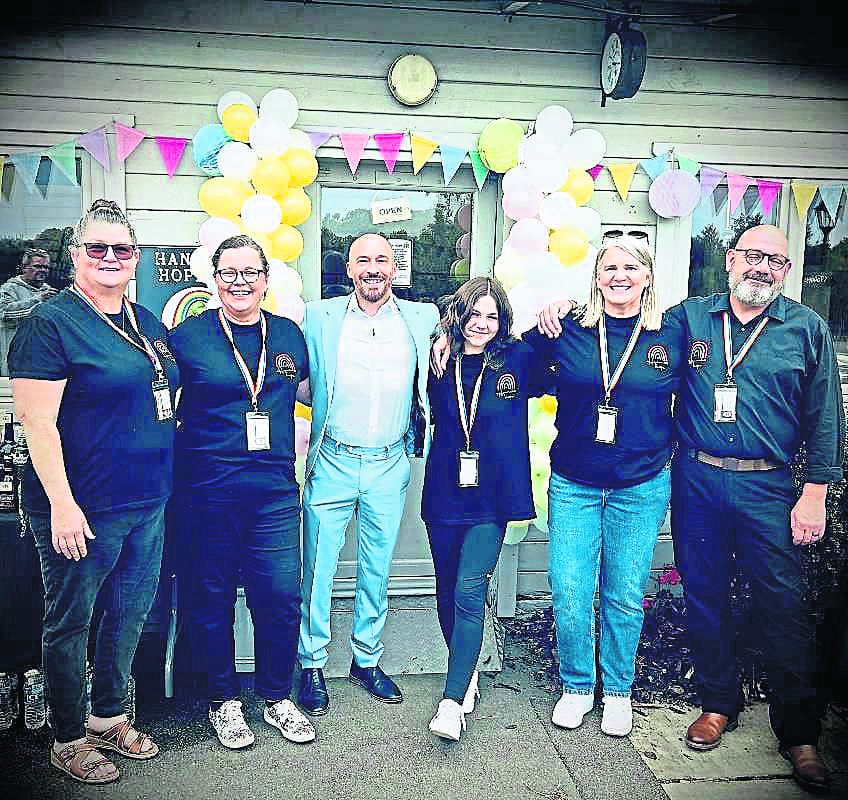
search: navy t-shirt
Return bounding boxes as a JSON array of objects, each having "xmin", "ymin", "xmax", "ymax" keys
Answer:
[
  {"xmin": 523, "ymin": 310, "xmax": 686, "ymax": 488},
  {"xmin": 168, "ymin": 309, "xmax": 308, "ymax": 497},
  {"xmin": 7, "ymin": 290, "xmax": 179, "ymax": 515}
]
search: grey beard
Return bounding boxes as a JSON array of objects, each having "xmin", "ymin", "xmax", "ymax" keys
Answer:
[{"xmin": 729, "ymin": 272, "xmax": 783, "ymax": 307}]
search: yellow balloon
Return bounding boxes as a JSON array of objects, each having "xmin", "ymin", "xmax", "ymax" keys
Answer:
[
  {"xmin": 278, "ymin": 188, "xmax": 312, "ymax": 226},
  {"xmin": 270, "ymin": 224, "xmax": 304, "ymax": 262},
  {"xmin": 282, "ymin": 148, "xmax": 318, "ymax": 188},
  {"xmin": 221, "ymin": 104, "xmax": 257, "ymax": 143},
  {"xmin": 294, "ymin": 402, "xmax": 312, "ymax": 421},
  {"xmin": 251, "ymin": 158, "xmax": 290, "ymax": 196},
  {"xmin": 239, "ymin": 227, "xmax": 273, "ymax": 260},
  {"xmin": 539, "ymin": 394, "xmax": 557, "ymax": 415},
  {"xmin": 198, "ymin": 177, "xmax": 254, "ymax": 219},
  {"xmin": 261, "ymin": 286, "xmax": 278, "ymax": 314},
  {"xmin": 560, "ymin": 168, "xmax": 594, "ymax": 207},
  {"xmin": 549, "ymin": 226, "xmax": 589, "ymax": 267}
]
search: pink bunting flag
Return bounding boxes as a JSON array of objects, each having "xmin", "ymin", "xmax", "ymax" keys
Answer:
[
  {"xmin": 756, "ymin": 179, "xmax": 782, "ymax": 218},
  {"xmin": 699, "ymin": 166, "xmax": 724, "ymax": 200},
  {"xmin": 306, "ymin": 130, "xmax": 333, "ymax": 152},
  {"xmin": 726, "ymin": 172, "xmax": 753, "ymax": 214},
  {"xmin": 155, "ymin": 137, "xmax": 188, "ymax": 178},
  {"xmin": 588, "ymin": 164, "xmax": 604, "ymax": 181},
  {"xmin": 114, "ymin": 122, "xmax": 147, "ymax": 163},
  {"xmin": 373, "ymin": 132, "xmax": 405, "ymax": 174},
  {"xmin": 339, "ymin": 132, "xmax": 370, "ymax": 175},
  {"xmin": 77, "ymin": 127, "xmax": 110, "ymax": 171}
]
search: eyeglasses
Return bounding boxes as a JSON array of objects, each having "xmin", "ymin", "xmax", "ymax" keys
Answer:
[
  {"xmin": 80, "ymin": 242, "xmax": 136, "ymax": 260},
  {"xmin": 732, "ymin": 249, "xmax": 790, "ymax": 271},
  {"xmin": 603, "ymin": 229, "xmax": 650, "ymax": 243},
  {"xmin": 214, "ymin": 268, "xmax": 267, "ymax": 284}
]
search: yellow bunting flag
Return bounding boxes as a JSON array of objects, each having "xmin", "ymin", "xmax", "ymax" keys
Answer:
[
  {"xmin": 410, "ymin": 132, "xmax": 437, "ymax": 175},
  {"xmin": 608, "ymin": 162, "xmax": 638, "ymax": 202},
  {"xmin": 791, "ymin": 182, "xmax": 818, "ymax": 221}
]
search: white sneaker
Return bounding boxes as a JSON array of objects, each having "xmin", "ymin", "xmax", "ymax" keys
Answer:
[
  {"xmin": 428, "ymin": 699, "xmax": 466, "ymax": 742},
  {"xmin": 600, "ymin": 695, "xmax": 632, "ymax": 737},
  {"xmin": 264, "ymin": 699, "xmax": 316, "ymax": 743},
  {"xmin": 551, "ymin": 692, "xmax": 594, "ymax": 729},
  {"xmin": 209, "ymin": 700, "xmax": 255, "ymax": 749},
  {"xmin": 461, "ymin": 670, "xmax": 480, "ymax": 714}
]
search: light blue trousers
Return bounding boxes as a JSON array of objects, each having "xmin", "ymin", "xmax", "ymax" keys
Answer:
[{"xmin": 298, "ymin": 436, "xmax": 410, "ymax": 669}]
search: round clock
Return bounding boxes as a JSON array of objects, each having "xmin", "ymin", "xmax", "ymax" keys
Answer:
[
  {"xmin": 387, "ymin": 54, "xmax": 438, "ymax": 107},
  {"xmin": 600, "ymin": 29, "xmax": 647, "ymax": 101}
]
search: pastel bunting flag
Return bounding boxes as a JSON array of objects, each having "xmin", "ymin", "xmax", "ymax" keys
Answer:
[
  {"xmin": 755, "ymin": 179, "xmax": 782, "ymax": 218},
  {"xmin": 699, "ymin": 166, "xmax": 725, "ymax": 200},
  {"xmin": 45, "ymin": 140, "xmax": 78, "ymax": 185},
  {"xmin": 114, "ymin": 122, "xmax": 147, "ymax": 163},
  {"xmin": 469, "ymin": 149, "xmax": 489, "ymax": 189},
  {"xmin": 155, "ymin": 136, "xmax": 188, "ymax": 178},
  {"xmin": 373, "ymin": 132, "xmax": 404, "ymax": 174},
  {"xmin": 77, "ymin": 127, "xmax": 110, "ymax": 171},
  {"xmin": 410, "ymin": 133, "xmax": 437, "ymax": 175},
  {"xmin": 726, "ymin": 172, "xmax": 753, "ymax": 214},
  {"xmin": 8, "ymin": 152, "xmax": 42, "ymax": 194},
  {"xmin": 306, "ymin": 130, "xmax": 333, "ymax": 152},
  {"xmin": 677, "ymin": 155, "xmax": 701, "ymax": 175},
  {"xmin": 640, "ymin": 151, "xmax": 670, "ymax": 181},
  {"xmin": 792, "ymin": 182, "xmax": 818, "ymax": 221},
  {"xmin": 34, "ymin": 158, "xmax": 51, "ymax": 199},
  {"xmin": 588, "ymin": 164, "xmax": 604, "ymax": 181},
  {"xmin": 339, "ymin": 132, "xmax": 370, "ymax": 175},
  {"xmin": 0, "ymin": 156, "xmax": 5, "ymax": 194},
  {"xmin": 440, "ymin": 144, "xmax": 467, "ymax": 186},
  {"xmin": 607, "ymin": 162, "xmax": 638, "ymax": 202},
  {"xmin": 818, "ymin": 185, "xmax": 844, "ymax": 220}
]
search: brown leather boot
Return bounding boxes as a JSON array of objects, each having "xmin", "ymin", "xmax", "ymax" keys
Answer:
[
  {"xmin": 782, "ymin": 745, "xmax": 831, "ymax": 794},
  {"xmin": 685, "ymin": 712, "xmax": 739, "ymax": 751}
]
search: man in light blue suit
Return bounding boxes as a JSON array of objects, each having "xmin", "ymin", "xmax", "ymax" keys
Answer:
[{"xmin": 296, "ymin": 233, "xmax": 438, "ymax": 715}]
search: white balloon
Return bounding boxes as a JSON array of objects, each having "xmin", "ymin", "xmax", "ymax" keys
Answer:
[
  {"xmin": 550, "ymin": 254, "xmax": 595, "ymax": 304},
  {"xmin": 267, "ymin": 260, "xmax": 304, "ymax": 296},
  {"xmin": 189, "ymin": 245, "xmax": 214, "ymax": 284},
  {"xmin": 288, "ymin": 129, "xmax": 312, "ymax": 152},
  {"xmin": 241, "ymin": 194, "xmax": 282, "ymax": 234},
  {"xmin": 525, "ymin": 157, "xmax": 570, "ymax": 195},
  {"xmin": 259, "ymin": 88, "xmax": 299, "ymax": 128},
  {"xmin": 198, "ymin": 217, "xmax": 241, "ymax": 254},
  {"xmin": 567, "ymin": 129, "xmax": 607, "ymax": 170},
  {"xmin": 571, "ymin": 207, "xmax": 602, "ymax": 240},
  {"xmin": 534, "ymin": 105, "xmax": 574, "ymax": 143},
  {"xmin": 507, "ymin": 283, "xmax": 548, "ymax": 334},
  {"xmin": 525, "ymin": 251, "xmax": 566, "ymax": 288},
  {"xmin": 249, "ymin": 117, "xmax": 291, "ymax": 158},
  {"xmin": 494, "ymin": 250, "xmax": 526, "ymax": 290},
  {"xmin": 506, "ymin": 217, "xmax": 550, "ymax": 256},
  {"xmin": 217, "ymin": 91, "xmax": 256, "ymax": 120},
  {"xmin": 502, "ymin": 165, "xmax": 532, "ymax": 195},
  {"xmin": 216, "ymin": 142, "xmax": 258, "ymax": 182},
  {"xmin": 538, "ymin": 192, "xmax": 578, "ymax": 230},
  {"xmin": 521, "ymin": 133, "xmax": 558, "ymax": 171}
]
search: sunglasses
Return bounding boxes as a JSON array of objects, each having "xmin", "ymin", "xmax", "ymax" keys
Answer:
[
  {"xmin": 602, "ymin": 229, "xmax": 650, "ymax": 243},
  {"xmin": 80, "ymin": 242, "xmax": 136, "ymax": 260}
]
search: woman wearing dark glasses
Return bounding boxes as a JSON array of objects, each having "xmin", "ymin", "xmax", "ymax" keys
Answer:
[
  {"xmin": 167, "ymin": 235, "xmax": 315, "ymax": 751},
  {"xmin": 9, "ymin": 200, "xmax": 178, "ymax": 784}
]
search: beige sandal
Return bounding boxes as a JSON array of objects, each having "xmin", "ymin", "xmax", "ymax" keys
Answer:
[
  {"xmin": 86, "ymin": 719, "xmax": 159, "ymax": 760},
  {"xmin": 50, "ymin": 742, "xmax": 120, "ymax": 784}
]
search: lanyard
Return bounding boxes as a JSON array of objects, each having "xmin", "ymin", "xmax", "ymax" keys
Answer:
[
  {"xmin": 722, "ymin": 311, "xmax": 768, "ymax": 382},
  {"xmin": 218, "ymin": 309, "xmax": 267, "ymax": 412},
  {"xmin": 70, "ymin": 283, "xmax": 164, "ymax": 380},
  {"xmin": 455, "ymin": 354, "xmax": 487, "ymax": 452},
  {"xmin": 598, "ymin": 314, "xmax": 643, "ymax": 405}
]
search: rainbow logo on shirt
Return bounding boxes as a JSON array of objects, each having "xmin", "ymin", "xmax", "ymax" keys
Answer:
[{"xmin": 161, "ymin": 287, "xmax": 212, "ymax": 329}]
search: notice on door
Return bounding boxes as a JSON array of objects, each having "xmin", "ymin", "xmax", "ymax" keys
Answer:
[
  {"xmin": 388, "ymin": 239, "xmax": 412, "ymax": 287},
  {"xmin": 371, "ymin": 196, "xmax": 412, "ymax": 225}
]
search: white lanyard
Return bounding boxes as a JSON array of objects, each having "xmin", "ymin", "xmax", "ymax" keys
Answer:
[
  {"xmin": 598, "ymin": 314, "xmax": 643, "ymax": 405},
  {"xmin": 218, "ymin": 310, "xmax": 267, "ymax": 412},
  {"xmin": 722, "ymin": 311, "xmax": 768, "ymax": 382},
  {"xmin": 455, "ymin": 354, "xmax": 487, "ymax": 452}
]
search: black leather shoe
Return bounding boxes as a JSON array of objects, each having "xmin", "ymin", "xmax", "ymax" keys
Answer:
[
  {"xmin": 298, "ymin": 668, "xmax": 329, "ymax": 716},
  {"xmin": 348, "ymin": 661, "xmax": 403, "ymax": 703}
]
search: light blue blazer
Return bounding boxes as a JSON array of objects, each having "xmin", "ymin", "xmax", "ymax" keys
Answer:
[{"xmin": 302, "ymin": 294, "xmax": 439, "ymax": 479}]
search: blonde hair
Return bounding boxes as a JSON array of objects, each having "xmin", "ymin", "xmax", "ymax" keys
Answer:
[{"xmin": 578, "ymin": 235, "xmax": 662, "ymax": 331}]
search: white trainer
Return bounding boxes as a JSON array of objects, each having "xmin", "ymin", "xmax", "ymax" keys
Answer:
[
  {"xmin": 600, "ymin": 695, "xmax": 632, "ymax": 737},
  {"xmin": 264, "ymin": 699, "xmax": 316, "ymax": 743},
  {"xmin": 209, "ymin": 700, "xmax": 255, "ymax": 749},
  {"xmin": 428, "ymin": 699, "xmax": 466, "ymax": 742},
  {"xmin": 551, "ymin": 692, "xmax": 594, "ymax": 729},
  {"xmin": 461, "ymin": 670, "xmax": 480, "ymax": 714}
]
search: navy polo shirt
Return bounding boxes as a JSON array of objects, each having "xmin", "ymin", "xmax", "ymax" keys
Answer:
[
  {"xmin": 668, "ymin": 292, "xmax": 844, "ymax": 484},
  {"xmin": 8, "ymin": 290, "xmax": 179, "ymax": 515}
]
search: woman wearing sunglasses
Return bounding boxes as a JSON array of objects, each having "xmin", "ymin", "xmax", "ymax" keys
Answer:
[
  {"xmin": 167, "ymin": 235, "xmax": 315, "ymax": 751},
  {"xmin": 9, "ymin": 200, "xmax": 178, "ymax": 784}
]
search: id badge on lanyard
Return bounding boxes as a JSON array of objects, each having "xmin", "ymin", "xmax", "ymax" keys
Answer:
[
  {"xmin": 246, "ymin": 411, "xmax": 271, "ymax": 450},
  {"xmin": 151, "ymin": 377, "xmax": 173, "ymax": 422},
  {"xmin": 596, "ymin": 404, "xmax": 618, "ymax": 444},
  {"xmin": 713, "ymin": 383, "xmax": 738, "ymax": 423},
  {"xmin": 458, "ymin": 450, "xmax": 480, "ymax": 487}
]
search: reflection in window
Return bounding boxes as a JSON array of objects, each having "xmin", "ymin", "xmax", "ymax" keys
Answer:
[{"xmin": 689, "ymin": 184, "xmax": 779, "ymax": 298}]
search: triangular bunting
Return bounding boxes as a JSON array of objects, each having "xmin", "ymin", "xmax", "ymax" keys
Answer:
[
  {"xmin": 8, "ymin": 152, "xmax": 43, "ymax": 194},
  {"xmin": 818, "ymin": 185, "xmax": 844, "ymax": 221},
  {"xmin": 699, "ymin": 166, "xmax": 725, "ymax": 200},
  {"xmin": 77, "ymin": 127, "xmax": 110, "ymax": 171},
  {"xmin": 155, "ymin": 137, "xmax": 188, "ymax": 178},
  {"xmin": 114, "ymin": 122, "xmax": 147, "ymax": 163},
  {"xmin": 306, "ymin": 130, "xmax": 332, "ymax": 152},
  {"xmin": 587, "ymin": 164, "xmax": 604, "ymax": 181},
  {"xmin": 755, "ymin": 179, "xmax": 782, "ymax": 218},
  {"xmin": 410, "ymin": 132, "xmax": 437, "ymax": 175},
  {"xmin": 792, "ymin": 182, "xmax": 818, "ymax": 221},
  {"xmin": 338, "ymin": 132, "xmax": 370, "ymax": 175},
  {"xmin": 46, "ymin": 140, "xmax": 78, "ymax": 185},
  {"xmin": 607, "ymin": 162, "xmax": 638, "ymax": 202},
  {"xmin": 0, "ymin": 156, "xmax": 8, "ymax": 201},
  {"xmin": 677, "ymin": 155, "xmax": 701, "ymax": 175},
  {"xmin": 440, "ymin": 144, "xmax": 467, "ymax": 186},
  {"xmin": 373, "ymin": 132, "xmax": 404, "ymax": 175},
  {"xmin": 726, "ymin": 172, "xmax": 753, "ymax": 214},
  {"xmin": 640, "ymin": 151, "xmax": 670, "ymax": 180},
  {"xmin": 34, "ymin": 158, "xmax": 51, "ymax": 199},
  {"xmin": 469, "ymin": 150, "xmax": 489, "ymax": 189}
]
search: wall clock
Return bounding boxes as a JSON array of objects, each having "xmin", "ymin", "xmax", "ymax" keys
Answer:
[{"xmin": 600, "ymin": 26, "xmax": 647, "ymax": 106}]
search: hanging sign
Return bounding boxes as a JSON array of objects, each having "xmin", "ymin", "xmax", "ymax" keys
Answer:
[
  {"xmin": 371, "ymin": 196, "xmax": 412, "ymax": 225},
  {"xmin": 388, "ymin": 238, "xmax": 412, "ymax": 287}
]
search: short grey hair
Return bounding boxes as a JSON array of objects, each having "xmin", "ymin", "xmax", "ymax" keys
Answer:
[{"xmin": 71, "ymin": 199, "xmax": 137, "ymax": 247}]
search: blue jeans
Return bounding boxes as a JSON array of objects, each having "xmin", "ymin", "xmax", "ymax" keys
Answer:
[
  {"xmin": 29, "ymin": 503, "xmax": 165, "ymax": 743},
  {"xmin": 548, "ymin": 469, "xmax": 670, "ymax": 696}
]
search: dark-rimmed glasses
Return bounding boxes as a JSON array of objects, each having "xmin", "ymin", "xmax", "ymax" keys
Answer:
[
  {"xmin": 732, "ymin": 249, "xmax": 790, "ymax": 271},
  {"xmin": 602, "ymin": 229, "xmax": 650, "ymax": 243},
  {"xmin": 214, "ymin": 268, "xmax": 267, "ymax": 284},
  {"xmin": 81, "ymin": 242, "xmax": 136, "ymax": 260}
]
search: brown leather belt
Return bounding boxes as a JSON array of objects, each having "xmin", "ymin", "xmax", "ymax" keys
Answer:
[{"xmin": 692, "ymin": 450, "xmax": 779, "ymax": 472}]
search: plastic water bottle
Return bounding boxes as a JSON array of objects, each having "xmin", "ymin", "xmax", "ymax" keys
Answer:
[
  {"xmin": 22, "ymin": 669, "xmax": 46, "ymax": 729},
  {"xmin": 0, "ymin": 673, "xmax": 19, "ymax": 730},
  {"xmin": 122, "ymin": 675, "xmax": 136, "ymax": 722},
  {"xmin": 85, "ymin": 661, "xmax": 93, "ymax": 721}
]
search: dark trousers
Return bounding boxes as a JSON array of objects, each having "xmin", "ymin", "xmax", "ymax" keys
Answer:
[
  {"xmin": 29, "ymin": 504, "xmax": 165, "ymax": 743},
  {"xmin": 183, "ymin": 493, "xmax": 301, "ymax": 702},
  {"xmin": 671, "ymin": 454, "xmax": 819, "ymax": 747},
  {"xmin": 426, "ymin": 522, "xmax": 505, "ymax": 703}
]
